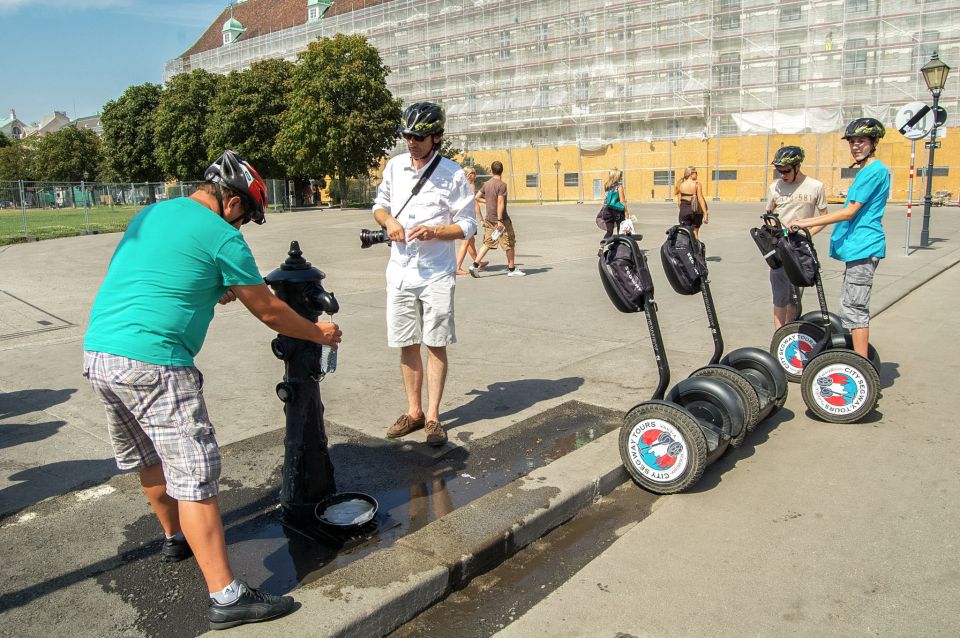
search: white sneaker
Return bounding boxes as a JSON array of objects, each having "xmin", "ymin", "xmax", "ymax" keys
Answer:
[
  {"xmin": 507, "ymin": 269, "xmax": 526, "ymax": 277},
  {"xmin": 468, "ymin": 264, "xmax": 480, "ymax": 278}
]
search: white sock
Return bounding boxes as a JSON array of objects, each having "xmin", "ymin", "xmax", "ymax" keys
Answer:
[
  {"xmin": 165, "ymin": 532, "xmax": 186, "ymax": 542},
  {"xmin": 210, "ymin": 579, "xmax": 242, "ymax": 605}
]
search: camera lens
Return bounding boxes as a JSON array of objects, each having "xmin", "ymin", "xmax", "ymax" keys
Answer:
[{"xmin": 360, "ymin": 228, "xmax": 389, "ymax": 249}]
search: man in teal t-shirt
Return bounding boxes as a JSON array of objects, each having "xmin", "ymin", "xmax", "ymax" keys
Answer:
[
  {"xmin": 793, "ymin": 118, "xmax": 889, "ymax": 359},
  {"xmin": 82, "ymin": 151, "xmax": 342, "ymax": 630}
]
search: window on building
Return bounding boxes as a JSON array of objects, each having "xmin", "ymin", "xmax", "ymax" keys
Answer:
[
  {"xmin": 430, "ymin": 43, "xmax": 441, "ymax": 70},
  {"xmin": 615, "ymin": 14, "xmax": 631, "ymax": 41},
  {"xmin": 718, "ymin": 12, "xmax": 740, "ymax": 30},
  {"xmin": 564, "ymin": 173, "xmax": 579, "ymax": 187},
  {"xmin": 575, "ymin": 75, "xmax": 590, "ymax": 102},
  {"xmin": 536, "ymin": 23, "xmax": 549, "ymax": 53},
  {"xmin": 916, "ymin": 167, "xmax": 949, "ymax": 177},
  {"xmin": 397, "ymin": 48, "xmax": 408, "ymax": 72},
  {"xmin": 712, "ymin": 170, "xmax": 738, "ymax": 180},
  {"xmin": 667, "ymin": 61, "xmax": 684, "ymax": 92},
  {"xmin": 499, "ymin": 31, "xmax": 511, "ymax": 59},
  {"xmin": 778, "ymin": 46, "xmax": 801, "ymax": 83},
  {"xmin": 844, "ymin": 38, "xmax": 868, "ymax": 76},
  {"xmin": 526, "ymin": 174, "xmax": 539, "ymax": 188},
  {"xmin": 841, "ymin": 167, "xmax": 861, "ymax": 179},
  {"xmin": 538, "ymin": 83, "xmax": 551, "ymax": 107},
  {"xmin": 223, "ymin": 32, "xmax": 232, "ymax": 45},
  {"xmin": 845, "ymin": 0, "xmax": 869, "ymax": 11},
  {"xmin": 654, "ymin": 170, "xmax": 674, "ymax": 186},
  {"xmin": 464, "ymin": 51, "xmax": 476, "ymax": 66},
  {"xmin": 717, "ymin": 117, "xmax": 738, "ymax": 136},
  {"xmin": 572, "ymin": 16, "xmax": 588, "ymax": 47},
  {"xmin": 716, "ymin": 52, "xmax": 740, "ymax": 88},
  {"xmin": 913, "ymin": 31, "xmax": 939, "ymax": 71},
  {"xmin": 308, "ymin": 6, "xmax": 320, "ymax": 21},
  {"xmin": 780, "ymin": 4, "xmax": 802, "ymax": 22},
  {"xmin": 465, "ymin": 91, "xmax": 477, "ymax": 113},
  {"xmin": 719, "ymin": 0, "xmax": 741, "ymax": 9}
]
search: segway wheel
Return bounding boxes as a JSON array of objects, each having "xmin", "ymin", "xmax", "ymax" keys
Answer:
[
  {"xmin": 799, "ymin": 311, "xmax": 847, "ymax": 335},
  {"xmin": 799, "ymin": 350, "xmax": 880, "ymax": 424},
  {"xmin": 619, "ymin": 402, "xmax": 708, "ymax": 495},
  {"xmin": 838, "ymin": 335, "xmax": 882, "ymax": 374},
  {"xmin": 721, "ymin": 347, "xmax": 788, "ymax": 420},
  {"xmin": 771, "ymin": 321, "xmax": 824, "ymax": 383},
  {"xmin": 689, "ymin": 365, "xmax": 759, "ymax": 446},
  {"xmin": 668, "ymin": 376, "xmax": 744, "ymax": 464}
]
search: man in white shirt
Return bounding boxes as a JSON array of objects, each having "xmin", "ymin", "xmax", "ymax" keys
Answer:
[
  {"xmin": 766, "ymin": 145, "xmax": 827, "ymax": 328},
  {"xmin": 372, "ymin": 102, "xmax": 477, "ymax": 446}
]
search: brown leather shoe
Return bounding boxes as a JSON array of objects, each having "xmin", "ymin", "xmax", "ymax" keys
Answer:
[
  {"xmin": 387, "ymin": 414, "xmax": 425, "ymax": 438},
  {"xmin": 424, "ymin": 420, "xmax": 447, "ymax": 447}
]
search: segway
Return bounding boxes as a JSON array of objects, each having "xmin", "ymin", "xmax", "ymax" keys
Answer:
[
  {"xmin": 598, "ymin": 233, "xmax": 744, "ymax": 494},
  {"xmin": 763, "ymin": 223, "xmax": 881, "ymax": 423},
  {"xmin": 758, "ymin": 214, "xmax": 880, "ymax": 383},
  {"xmin": 660, "ymin": 225, "xmax": 788, "ymax": 445}
]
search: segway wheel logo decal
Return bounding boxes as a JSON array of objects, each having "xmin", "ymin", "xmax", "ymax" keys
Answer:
[
  {"xmin": 811, "ymin": 364, "xmax": 867, "ymax": 415},
  {"xmin": 778, "ymin": 333, "xmax": 816, "ymax": 375},
  {"xmin": 626, "ymin": 419, "xmax": 688, "ymax": 483}
]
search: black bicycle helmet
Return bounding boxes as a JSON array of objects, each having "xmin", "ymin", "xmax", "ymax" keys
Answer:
[
  {"xmin": 772, "ymin": 146, "xmax": 805, "ymax": 166},
  {"xmin": 841, "ymin": 118, "xmax": 886, "ymax": 141},
  {"xmin": 399, "ymin": 102, "xmax": 445, "ymax": 137},
  {"xmin": 204, "ymin": 150, "xmax": 268, "ymax": 225}
]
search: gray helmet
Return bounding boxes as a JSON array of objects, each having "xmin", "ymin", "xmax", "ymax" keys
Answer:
[
  {"xmin": 772, "ymin": 146, "xmax": 805, "ymax": 167},
  {"xmin": 399, "ymin": 102, "xmax": 445, "ymax": 137},
  {"xmin": 842, "ymin": 118, "xmax": 886, "ymax": 141},
  {"xmin": 204, "ymin": 150, "xmax": 268, "ymax": 225}
]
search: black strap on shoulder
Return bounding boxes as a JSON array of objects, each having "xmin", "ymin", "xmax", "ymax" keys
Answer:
[{"xmin": 392, "ymin": 152, "xmax": 443, "ymax": 219}]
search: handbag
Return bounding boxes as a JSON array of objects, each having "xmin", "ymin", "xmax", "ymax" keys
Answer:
[
  {"xmin": 660, "ymin": 225, "xmax": 707, "ymax": 295},
  {"xmin": 689, "ymin": 187, "xmax": 700, "ymax": 214},
  {"xmin": 598, "ymin": 234, "xmax": 654, "ymax": 313},
  {"xmin": 750, "ymin": 223, "xmax": 783, "ymax": 269},
  {"xmin": 776, "ymin": 230, "xmax": 819, "ymax": 287}
]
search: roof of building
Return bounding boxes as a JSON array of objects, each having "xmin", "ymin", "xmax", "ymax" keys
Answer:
[
  {"xmin": 0, "ymin": 115, "xmax": 14, "ymax": 129},
  {"xmin": 179, "ymin": 0, "xmax": 391, "ymax": 59}
]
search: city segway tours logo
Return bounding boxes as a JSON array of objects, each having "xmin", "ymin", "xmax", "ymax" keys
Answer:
[
  {"xmin": 778, "ymin": 333, "xmax": 816, "ymax": 376},
  {"xmin": 626, "ymin": 419, "xmax": 688, "ymax": 482},
  {"xmin": 811, "ymin": 365, "xmax": 867, "ymax": 416}
]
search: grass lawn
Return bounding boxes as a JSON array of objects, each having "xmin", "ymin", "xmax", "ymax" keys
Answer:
[{"xmin": 0, "ymin": 205, "xmax": 141, "ymax": 244}]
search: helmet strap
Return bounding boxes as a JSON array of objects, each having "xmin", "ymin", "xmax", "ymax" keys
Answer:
[{"xmin": 214, "ymin": 183, "xmax": 225, "ymax": 219}]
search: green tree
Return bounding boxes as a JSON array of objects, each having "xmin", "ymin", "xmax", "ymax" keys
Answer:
[
  {"xmin": 100, "ymin": 83, "xmax": 163, "ymax": 183},
  {"xmin": 154, "ymin": 69, "xmax": 221, "ymax": 180},
  {"xmin": 0, "ymin": 139, "xmax": 36, "ymax": 181},
  {"xmin": 274, "ymin": 34, "xmax": 401, "ymax": 207},
  {"xmin": 439, "ymin": 136, "xmax": 463, "ymax": 161},
  {"xmin": 0, "ymin": 132, "xmax": 10, "ymax": 148},
  {"xmin": 30, "ymin": 127, "xmax": 102, "ymax": 182},
  {"xmin": 205, "ymin": 59, "xmax": 294, "ymax": 178}
]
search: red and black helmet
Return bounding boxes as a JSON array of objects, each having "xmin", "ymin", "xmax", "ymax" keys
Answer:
[{"xmin": 204, "ymin": 150, "xmax": 268, "ymax": 225}]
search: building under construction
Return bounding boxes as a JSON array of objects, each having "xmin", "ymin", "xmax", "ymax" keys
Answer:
[{"xmin": 167, "ymin": 0, "xmax": 960, "ymax": 202}]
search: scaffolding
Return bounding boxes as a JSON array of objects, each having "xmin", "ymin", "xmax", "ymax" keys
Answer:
[{"xmin": 165, "ymin": 0, "xmax": 960, "ymax": 150}]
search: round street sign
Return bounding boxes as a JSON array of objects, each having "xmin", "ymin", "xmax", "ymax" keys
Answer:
[
  {"xmin": 934, "ymin": 105, "xmax": 948, "ymax": 127},
  {"xmin": 895, "ymin": 101, "xmax": 933, "ymax": 140}
]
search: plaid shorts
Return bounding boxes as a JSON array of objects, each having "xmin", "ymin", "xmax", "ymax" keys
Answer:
[{"xmin": 82, "ymin": 351, "xmax": 221, "ymax": 501}]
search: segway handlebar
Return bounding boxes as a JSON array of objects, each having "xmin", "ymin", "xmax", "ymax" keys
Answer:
[{"xmin": 788, "ymin": 224, "xmax": 813, "ymax": 242}]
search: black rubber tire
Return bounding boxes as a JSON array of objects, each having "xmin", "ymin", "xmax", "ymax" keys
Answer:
[
  {"xmin": 668, "ymin": 376, "xmax": 744, "ymax": 463},
  {"xmin": 800, "ymin": 350, "xmax": 881, "ymax": 424},
  {"xmin": 835, "ymin": 334, "xmax": 882, "ymax": 374},
  {"xmin": 770, "ymin": 321, "xmax": 825, "ymax": 383},
  {"xmin": 688, "ymin": 365, "xmax": 758, "ymax": 446},
  {"xmin": 619, "ymin": 401, "xmax": 708, "ymax": 494},
  {"xmin": 799, "ymin": 311, "xmax": 847, "ymax": 334},
  {"xmin": 721, "ymin": 347, "xmax": 788, "ymax": 421}
]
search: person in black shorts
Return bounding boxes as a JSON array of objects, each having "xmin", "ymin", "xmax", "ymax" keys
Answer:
[{"xmin": 674, "ymin": 166, "xmax": 708, "ymax": 240}]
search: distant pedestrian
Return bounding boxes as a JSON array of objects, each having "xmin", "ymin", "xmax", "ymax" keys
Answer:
[
  {"xmin": 765, "ymin": 146, "xmax": 828, "ymax": 328},
  {"xmin": 674, "ymin": 167, "xmax": 708, "ymax": 241},
  {"xmin": 792, "ymin": 118, "xmax": 889, "ymax": 359},
  {"xmin": 469, "ymin": 161, "xmax": 525, "ymax": 277},
  {"xmin": 599, "ymin": 168, "xmax": 627, "ymax": 239},
  {"xmin": 83, "ymin": 151, "xmax": 341, "ymax": 630},
  {"xmin": 455, "ymin": 166, "xmax": 487, "ymax": 275}
]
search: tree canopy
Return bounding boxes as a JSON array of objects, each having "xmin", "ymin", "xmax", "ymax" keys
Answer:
[
  {"xmin": 0, "ymin": 139, "xmax": 36, "ymax": 182},
  {"xmin": 205, "ymin": 59, "xmax": 295, "ymax": 179},
  {"xmin": 154, "ymin": 69, "xmax": 221, "ymax": 180},
  {"xmin": 30, "ymin": 127, "xmax": 102, "ymax": 181},
  {"xmin": 274, "ymin": 34, "xmax": 400, "ymax": 205},
  {"xmin": 100, "ymin": 83, "xmax": 163, "ymax": 183}
]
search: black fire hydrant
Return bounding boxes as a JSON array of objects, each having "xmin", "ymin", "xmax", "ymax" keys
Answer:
[{"xmin": 265, "ymin": 241, "xmax": 340, "ymax": 523}]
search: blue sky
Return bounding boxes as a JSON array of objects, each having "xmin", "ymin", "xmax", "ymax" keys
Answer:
[{"xmin": 1, "ymin": 0, "xmax": 227, "ymax": 125}]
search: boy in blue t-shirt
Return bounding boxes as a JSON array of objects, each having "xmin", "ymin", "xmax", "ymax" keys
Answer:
[{"xmin": 793, "ymin": 118, "xmax": 889, "ymax": 359}]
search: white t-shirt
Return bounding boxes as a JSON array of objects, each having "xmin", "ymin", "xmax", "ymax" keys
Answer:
[
  {"xmin": 767, "ymin": 174, "xmax": 827, "ymax": 225},
  {"xmin": 373, "ymin": 153, "xmax": 478, "ymax": 289}
]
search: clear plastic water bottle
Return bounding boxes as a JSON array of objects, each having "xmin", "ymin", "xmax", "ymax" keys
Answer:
[
  {"xmin": 321, "ymin": 345, "xmax": 337, "ymax": 374},
  {"xmin": 490, "ymin": 225, "xmax": 503, "ymax": 241}
]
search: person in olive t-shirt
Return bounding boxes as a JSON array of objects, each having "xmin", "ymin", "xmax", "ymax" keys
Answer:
[
  {"xmin": 83, "ymin": 151, "xmax": 341, "ymax": 630},
  {"xmin": 469, "ymin": 160, "xmax": 526, "ymax": 277}
]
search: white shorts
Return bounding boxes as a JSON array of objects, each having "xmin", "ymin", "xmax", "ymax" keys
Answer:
[{"xmin": 386, "ymin": 275, "xmax": 457, "ymax": 348}]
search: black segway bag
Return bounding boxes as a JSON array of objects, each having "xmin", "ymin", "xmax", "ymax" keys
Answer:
[
  {"xmin": 750, "ymin": 224, "xmax": 782, "ymax": 269},
  {"xmin": 598, "ymin": 235, "xmax": 653, "ymax": 313},
  {"xmin": 660, "ymin": 225, "xmax": 707, "ymax": 296},
  {"xmin": 776, "ymin": 230, "xmax": 819, "ymax": 287}
]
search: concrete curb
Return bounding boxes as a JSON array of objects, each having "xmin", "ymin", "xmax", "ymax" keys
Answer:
[{"xmin": 215, "ymin": 428, "xmax": 627, "ymax": 637}]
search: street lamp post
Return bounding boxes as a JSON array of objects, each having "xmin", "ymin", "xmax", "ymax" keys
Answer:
[
  {"xmin": 554, "ymin": 160, "xmax": 561, "ymax": 202},
  {"xmin": 919, "ymin": 51, "xmax": 951, "ymax": 248}
]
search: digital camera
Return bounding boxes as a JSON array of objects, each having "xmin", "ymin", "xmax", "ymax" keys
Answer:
[{"xmin": 359, "ymin": 227, "xmax": 390, "ymax": 249}]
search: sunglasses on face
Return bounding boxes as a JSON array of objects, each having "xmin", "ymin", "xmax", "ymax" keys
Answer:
[
  {"xmin": 776, "ymin": 167, "xmax": 794, "ymax": 175},
  {"xmin": 402, "ymin": 133, "xmax": 428, "ymax": 142}
]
